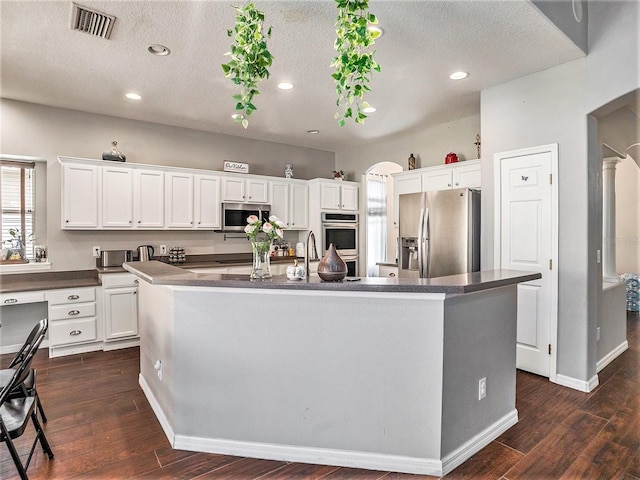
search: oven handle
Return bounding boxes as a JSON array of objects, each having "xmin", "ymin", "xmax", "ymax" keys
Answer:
[{"xmin": 321, "ymin": 223, "xmax": 358, "ymax": 228}]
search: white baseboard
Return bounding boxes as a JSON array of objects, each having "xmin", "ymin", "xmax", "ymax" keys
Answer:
[
  {"xmin": 596, "ymin": 340, "xmax": 628, "ymax": 373},
  {"xmin": 555, "ymin": 373, "xmax": 599, "ymax": 392},
  {"xmin": 139, "ymin": 373, "xmax": 175, "ymax": 446},
  {"xmin": 441, "ymin": 409, "xmax": 519, "ymax": 476},
  {"xmin": 172, "ymin": 410, "xmax": 518, "ymax": 477},
  {"xmin": 103, "ymin": 337, "xmax": 140, "ymax": 351}
]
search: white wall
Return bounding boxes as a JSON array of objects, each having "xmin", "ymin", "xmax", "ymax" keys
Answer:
[
  {"xmin": 0, "ymin": 99, "xmax": 335, "ymax": 271},
  {"xmin": 481, "ymin": 0, "xmax": 639, "ymax": 385},
  {"xmin": 335, "ymin": 114, "xmax": 480, "ymax": 177},
  {"xmin": 615, "ymin": 154, "xmax": 640, "ymax": 274}
]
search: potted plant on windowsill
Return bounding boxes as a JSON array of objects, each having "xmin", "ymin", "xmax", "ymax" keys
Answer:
[{"xmin": 0, "ymin": 228, "xmax": 29, "ymax": 264}]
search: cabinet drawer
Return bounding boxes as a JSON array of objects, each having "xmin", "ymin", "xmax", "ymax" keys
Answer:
[
  {"xmin": 50, "ymin": 318, "xmax": 97, "ymax": 346},
  {"xmin": 46, "ymin": 287, "xmax": 96, "ymax": 305},
  {"xmin": 49, "ymin": 302, "xmax": 96, "ymax": 321},
  {"xmin": 100, "ymin": 273, "xmax": 139, "ymax": 288},
  {"xmin": 1, "ymin": 291, "xmax": 45, "ymax": 305}
]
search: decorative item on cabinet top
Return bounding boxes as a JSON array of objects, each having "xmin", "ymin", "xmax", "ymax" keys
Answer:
[
  {"xmin": 332, "ymin": 170, "xmax": 345, "ymax": 180},
  {"xmin": 102, "ymin": 140, "xmax": 126, "ymax": 162},
  {"xmin": 223, "ymin": 161, "xmax": 249, "ymax": 174}
]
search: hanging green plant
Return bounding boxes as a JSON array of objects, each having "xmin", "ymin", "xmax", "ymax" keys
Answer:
[
  {"xmin": 221, "ymin": 3, "xmax": 273, "ymax": 129},
  {"xmin": 331, "ymin": 0, "xmax": 381, "ymax": 126}
]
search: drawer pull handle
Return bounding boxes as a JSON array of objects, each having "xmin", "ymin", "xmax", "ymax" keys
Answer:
[
  {"xmin": 67, "ymin": 294, "xmax": 80, "ymax": 300},
  {"xmin": 4, "ymin": 298, "xmax": 18, "ymax": 304},
  {"xmin": 69, "ymin": 330, "xmax": 82, "ymax": 336},
  {"xmin": 134, "ymin": 279, "xmax": 139, "ymax": 284},
  {"xmin": 389, "ymin": 273, "xmax": 396, "ymax": 277},
  {"xmin": 68, "ymin": 310, "xmax": 80, "ymax": 316}
]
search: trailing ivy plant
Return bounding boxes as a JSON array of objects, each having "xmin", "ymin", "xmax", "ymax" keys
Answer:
[
  {"xmin": 331, "ymin": 0, "xmax": 381, "ymax": 126},
  {"xmin": 221, "ymin": 3, "xmax": 273, "ymax": 129}
]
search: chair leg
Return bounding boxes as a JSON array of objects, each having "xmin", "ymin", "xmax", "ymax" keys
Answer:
[
  {"xmin": 1, "ymin": 420, "xmax": 29, "ymax": 480},
  {"xmin": 31, "ymin": 412, "xmax": 54, "ymax": 459},
  {"xmin": 35, "ymin": 392, "xmax": 47, "ymax": 423}
]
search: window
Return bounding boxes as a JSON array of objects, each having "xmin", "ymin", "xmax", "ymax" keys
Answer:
[{"xmin": 1, "ymin": 160, "xmax": 36, "ymax": 259}]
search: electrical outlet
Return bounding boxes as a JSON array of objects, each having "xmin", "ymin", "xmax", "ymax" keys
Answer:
[
  {"xmin": 92, "ymin": 246, "xmax": 101, "ymax": 258},
  {"xmin": 160, "ymin": 245, "xmax": 167, "ymax": 255},
  {"xmin": 597, "ymin": 326, "xmax": 601, "ymax": 341},
  {"xmin": 478, "ymin": 377, "xmax": 487, "ymax": 400},
  {"xmin": 154, "ymin": 360, "xmax": 163, "ymax": 381}
]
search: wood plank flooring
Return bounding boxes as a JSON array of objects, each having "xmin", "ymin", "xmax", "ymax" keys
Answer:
[{"xmin": 1, "ymin": 312, "xmax": 638, "ymax": 479}]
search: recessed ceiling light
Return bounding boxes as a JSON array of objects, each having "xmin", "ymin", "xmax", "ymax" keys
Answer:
[
  {"xmin": 363, "ymin": 106, "xmax": 377, "ymax": 113},
  {"xmin": 306, "ymin": 129, "xmax": 319, "ymax": 134},
  {"xmin": 449, "ymin": 71, "xmax": 469, "ymax": 80},
  {"xmin": 277, "ymin": 82, "xmax": 294, "ymax": 90},
  {"xmin": 125, "ymin": 92, "xmax": 142, "ymax": 100},
  {"xmin": 367, "ymin": 25, "xmax": 384, "ymax": 38},
  {"xmin": 148, "ymin": 44, "xmax": 171, "ymax": 56}
]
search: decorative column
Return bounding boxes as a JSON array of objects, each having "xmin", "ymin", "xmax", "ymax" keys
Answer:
[{"xmin": 602, "ymin": 157, "xmax": 621, "ymax": 282}]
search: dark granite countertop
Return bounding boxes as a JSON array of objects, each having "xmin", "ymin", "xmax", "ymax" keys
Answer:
[
  {"xmin": 0, "ymin": 270, "xmax": 101, "ymax": 294},
  {"xmin": 123, "ymin": 261, "xmax": 541, "ymax": 294}
]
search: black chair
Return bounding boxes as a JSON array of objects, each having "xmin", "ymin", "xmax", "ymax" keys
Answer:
[
  {"xmin": 0, "ymin": 328, "xmax": 54, "ymax": 480},
  {"xmin": 0, "ymin": 319, "xmax": 48, "ymax": 423}
]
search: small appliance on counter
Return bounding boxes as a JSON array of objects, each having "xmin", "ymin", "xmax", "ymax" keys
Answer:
[
  {"xmin": 97, "ymin": 249, "xmax": 133, "ymax": 268},
  {"xmin": 137, "ymin": 245, "xmax": 154, "ymax": 262}
]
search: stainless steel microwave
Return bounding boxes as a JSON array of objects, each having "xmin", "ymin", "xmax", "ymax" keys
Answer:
[{"xmin": 222, "ymin": 203, "xmax": 270, "ymax": 232}]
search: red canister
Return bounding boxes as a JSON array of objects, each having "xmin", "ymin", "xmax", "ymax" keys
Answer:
[{"xmin": 445, "ymin": 152, "xmax": 459, "ymax": 164}]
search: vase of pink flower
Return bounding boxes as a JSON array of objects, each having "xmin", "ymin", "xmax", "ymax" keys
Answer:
[{"xmin": 244, "ymin": 214, "xmax": 285, "ymax": 279}]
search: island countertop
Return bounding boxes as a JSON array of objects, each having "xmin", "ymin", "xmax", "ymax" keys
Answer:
[{"xmin": 123, "ymin": 260, "xmax": 541, "ymax": 294}]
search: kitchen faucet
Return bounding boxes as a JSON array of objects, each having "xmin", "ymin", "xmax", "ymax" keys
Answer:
[{"xmin": 305, "ymin": 230, "xmax": 318, "ymax": 280}]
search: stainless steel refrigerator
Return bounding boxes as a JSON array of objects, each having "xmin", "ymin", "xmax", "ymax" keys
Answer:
[{"xmin": 398, "ymin": 188, "xmax": 480, "ymax": 278}]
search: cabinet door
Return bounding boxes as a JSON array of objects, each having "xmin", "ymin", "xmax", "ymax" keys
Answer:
[
  {"xmin": 246, "ymin": 179, "xmax": 269, "ymax": 203},
  {"xmin": 290, "ymin": 182, "xmax": 309, "ymax": 229},
  {"xmin": 102, "ymin": 166, "xmax": 133, "ymax": 228},
  {"xmin": 421, "ymin": 169, "xmax": 453, "ymax": 191},
  {"xmin": 165, "ymin": 172, "xmax": 194, "ymax": 228},
  {"xmin": 452, "ymin": 163, "xmax": 481, "ymax": 189},
  {"xmin": 104, "ymin": 287, "xmax": 138, "ymax": 340},
  {"xmin": 393, "ymin": 173, "xmax": 422, "ymax": 226},
  {"xmin": 62, "ymin": 163, "xmax": 100, "ymax": 228},
  {"xmin": 221, "ymin": 177, "xmax": 245, "ymax": 202},
  {"xmin": 134, "ymin": 169, "xmax": 164, "ymax": 228},
  {"xmin": 270, "ymin": 181, "xmax": 290, "ymax": 226},
  {"xmin": 194, "ymin": 174, "xmax": 221, "ymax": 229},
  {"xmin": 320, "ymin": 183, "xmax": 342, "ymax": 210},
  {"xmin": 340, "ymin": 185, "xmax": 359, "ymax": 211}
]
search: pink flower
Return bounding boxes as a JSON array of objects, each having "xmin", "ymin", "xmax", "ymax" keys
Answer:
[
  {"xmin": 246, "ymin": 215, "xmax": 259, "ymax": 224},
  {"xmin": 262, "ymin": 222, "xmax": 274, "ymax": 234},
  {"xmin": 275, "ymin": 228, "xmax": 284, "ymax": 238},
  {"xmin": 244, "ymin": 224, "xmax": 257, "ymax": 235}
]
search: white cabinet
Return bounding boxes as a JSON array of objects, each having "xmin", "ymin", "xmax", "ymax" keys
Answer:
[
  {"xmin": 194, "ymin": 174, "xmax": 221, "ymax": 229},
  {"xmin": 315, "ymin": 180, "xmax": 359, "ymax": 211},
  {"xmin": 269, "ymin": 180, "xmax": 309, "ymax": 230},
  {"xmin": 61, "ymin": 163, "xmax": 100, "ymax": 228},
  {"xmin": 421, "ymin": 160, "xmax": 482, "ymax": 192},
  {"xmin": 165, "ymin": 172, "xmax": 194, "ymax": 228},
  {"xmin": 102, "ymin": 166, "xmax": 133, "ymax": 227},
  {"xmin": 102, "ymin": 273, "xmax": 139, "ymax": 341},
  {"xmin": 378, "ymin": 265, "xmax": 398, "ymax": 278},
  {"xmin": 46, "ymin": 287, "xmax": 98, "ymax": 349},
  {"xmin": 133, "ymin": 169, "xmax": 164, "ymax": 228},
  {"xmin": 222, "ymin": 176, "xmax": 269, "ymax": 203},
  {"xmin": 392, "ymin": 172, "xmax": 422, "ymax": 226}
]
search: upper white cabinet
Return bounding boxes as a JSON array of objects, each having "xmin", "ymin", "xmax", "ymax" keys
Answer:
[
  {"xmin": 194, "ymin": 174, "xmax": 221, "ymax": 229},
  {"xmin": 270, "ymin": 180, "xmax": 309, "ymax": 230},
  {"xmin": 165, "ymin": 172, "xmax": 194, "ymax": 228},
  {"xmin": 62, "ymin": 162, "xmax": 100, "ymax": 228},
  {"xmin": 421, "ymin": 160, "xmax": 482, "ymax": 191},
  {"xmin": 133, "ymin": 169, "xmax": 164, "ymax": 228},
  {"xmin": 102, "ymin": 166, "xmax": 133, "ymax": 228},
  {"xmin": 222, "ymin": 176, "xmax": 268, "ymax": 204},
  {"xmin": 312, "ymin": 180, "xmax": 359, "ymax": 212},
  {"xmin": 392, "ymin": 172, "xmax": 422, "ymax": 227}
]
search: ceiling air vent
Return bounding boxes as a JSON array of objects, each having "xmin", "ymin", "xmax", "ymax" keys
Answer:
[{"xmin": 70, "ymin": 3, "xmax": 116, "ymax": 39}]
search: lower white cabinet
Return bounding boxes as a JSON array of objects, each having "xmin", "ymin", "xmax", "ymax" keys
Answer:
[
  {"xmin": 378, "ymin": 265, "xmax": 398, "ymax": 278},
  {"xmin": 102, "ymin": 273, "xmax": 139, "ymax": 342},
  {"xmin": 46, "ymin": 287, "xmax": 99, "ymax": 353}
]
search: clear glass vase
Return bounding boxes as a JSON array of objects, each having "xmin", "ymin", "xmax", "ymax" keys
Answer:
[{"xmin": 251, "ymin": 240, "xmax": 272, "ymax": 279}]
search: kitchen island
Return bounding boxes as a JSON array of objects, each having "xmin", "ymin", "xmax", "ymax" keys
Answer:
[{"xmin": 124, "ymin": 261, "xmax": 540, "ymax": 477}]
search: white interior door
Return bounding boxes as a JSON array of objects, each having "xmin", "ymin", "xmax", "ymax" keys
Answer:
[{"xmin": 495, "ymin": 145, "xmax": 558, "ymax": 378}]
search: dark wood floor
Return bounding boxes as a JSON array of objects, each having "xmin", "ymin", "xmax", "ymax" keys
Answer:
[{"xmin": 2, "ymin": 312, "xmax": 639, "ymax": 480}]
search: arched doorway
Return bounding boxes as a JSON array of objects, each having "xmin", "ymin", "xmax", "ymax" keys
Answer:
[{"xmin": 364, "ymin": 162, "xmax": 403, "ymax": 276}]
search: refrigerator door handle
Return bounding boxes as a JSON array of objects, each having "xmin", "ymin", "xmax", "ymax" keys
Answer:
[
  {"xmin": 417, "ymin": 207, "xmax": 425, "ymax": 277},
  {"xmin": 423, "ymin": 207, "xmax": 430, "ymax": 278}
]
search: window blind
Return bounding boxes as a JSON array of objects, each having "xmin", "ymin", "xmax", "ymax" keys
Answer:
[{"xmin": 0, "ymin": 161, "xmax": 36, "ymax": 258}]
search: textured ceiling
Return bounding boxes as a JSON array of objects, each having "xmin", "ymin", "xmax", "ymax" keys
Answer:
[{"xmin": 0, "ymin": 0, "xmax": 585, "ymax": 152}]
